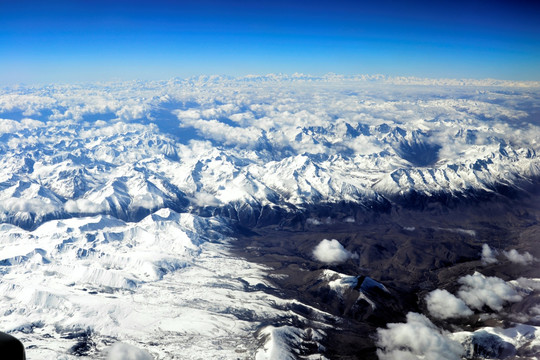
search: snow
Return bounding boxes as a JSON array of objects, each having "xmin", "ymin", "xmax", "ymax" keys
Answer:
[
  {"xmin": 0, "ymin": 210, "xmax": 318, "ymax": 359},
  {"xmin": 0, "ymin": 77, "xmax": 538, "ymax": 227},
  {"xmin": 256, "ymin": 326, "xmax": 327, "ymax": 360},
  {"xmin": 451, "ymin": 324, "xmax": 540, "ymax": 359},
  {"xmin": 322, "ymin": 270, "xmax": 359, "ymax": 297},
  {"xmin": 0, "ymin": 75, "xmax": 539, "ymax": 358},
  {"xmin": 320, "ymin": 269, "xmax": 387, "ymax": 309}
]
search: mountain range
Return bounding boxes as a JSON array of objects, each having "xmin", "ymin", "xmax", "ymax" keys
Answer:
[{"xmin": 0, "ymin": 75, "xmax": 539, "ymax": 359}]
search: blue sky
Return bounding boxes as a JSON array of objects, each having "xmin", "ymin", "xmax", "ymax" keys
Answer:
[{"xmin": 1, "ymin": 0, "xmax": 539, "ymax": 84}]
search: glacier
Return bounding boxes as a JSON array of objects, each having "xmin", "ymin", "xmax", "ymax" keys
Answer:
[{"xmin": 0, "ymin": 74, "xmax": 539, "ymax": 359}]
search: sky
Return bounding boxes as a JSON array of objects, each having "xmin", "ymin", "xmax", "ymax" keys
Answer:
[{"xmin": 1, "ymin": 0, "xmax": 539, "ymax": 84}]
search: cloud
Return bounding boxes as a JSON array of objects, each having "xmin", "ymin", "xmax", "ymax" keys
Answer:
[
  {"xmin": 0, "ymin": 77, "xmax": 539, "ymax": 228},
  {"xmin": 0, "ymin": 119, "xmax": 21, "ymax": 134},
  {"xmin": 64, "ymin": 199, "xmax": 106, "ymax": 214},
  {"xmin": 529, "ymin": 305, "xmax": 540, "ymax": 317},
  {"xmin": 312, "ymin": 239, "xmax": 356, "ymax": 264},
  {"xmin": 425, "ymin": 289, "xmax": 473, "ymax": 319},
  {"xmin": 503, "ymin": 249, "xmax": 535, "ymax": 265},
  {"xmin": 107, "ymin": 342, "xmax": 152, "ymax": 360},
  {"xmin": 0, "ymin": 198, "xmax": 59, "ymax": 214},
  {"xmin": 0, "ymin": 118, "xmax": 45, "ymax": 135},
  {"xmin": 177, "ymin": 118, "xmax": 262, "ymax": 147},
  {"xmin": 189, "ymin": 192, "xmax": 221, "ymax": 207},
  {"xmin": 457, "ymin": 272, "xmax": 522, "ymax": 311},
  {"xmin": 481, "ymin": 244, "xmax": 498, "ymax": 265},
  {"xmin": 376, "ymin": 312, "xmax": 464, "ymax": 360}
]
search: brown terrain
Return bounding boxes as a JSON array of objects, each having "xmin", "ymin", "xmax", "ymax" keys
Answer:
[{"xmin": 231, "ymin": 186, "xmax": 540, "ymax": 359}]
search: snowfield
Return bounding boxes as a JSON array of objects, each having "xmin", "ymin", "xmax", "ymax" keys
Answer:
[{"xmin": 0, "ymin": 209, "xmax": 327, "ymax": 359}]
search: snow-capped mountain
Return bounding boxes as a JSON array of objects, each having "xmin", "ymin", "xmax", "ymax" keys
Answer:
[
  {"xmin": 0, "ymin": 75, "xmax": 539, "ymax": 359},
  {"xmin": 0, "ymin": 76, "xmax": 538, "ymax": 228}
]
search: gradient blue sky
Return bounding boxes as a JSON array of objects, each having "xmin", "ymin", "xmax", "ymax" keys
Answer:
[{"xmin": 1, "ymin": 0, "xmax": 539, "ymax": 84}]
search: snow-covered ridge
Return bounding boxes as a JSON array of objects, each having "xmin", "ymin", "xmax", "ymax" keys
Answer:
[{"xmin": 0, "ymin": 78, "xmax": 539, "ymax": 227}]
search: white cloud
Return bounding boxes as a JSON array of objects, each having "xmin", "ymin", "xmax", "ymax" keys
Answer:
[
  {"xmin": 457, "ymin": 272, "xmax": 522, "ymax": 311},
  {"xmin": 107, "ymin": 342, "xmax": 152, "ymax": 360},
  {"xmin": 503, "ymin": 249, "xmax": 535, "ymax": 265},
  {"xmin": 178, "ymin": 118, "xmax": 262, "ymax": 147},
  {"xmin": 426, "ymin": 289, "xmax": 473, "ymax": 319},
  {"xmin": 20, "ymin": 118, "xmax": 45, "ymax": 128},
  {"xmin": 0, "ymin": 119, "xmax": 21, "ymax": 134},
  {"xmin": 312, "ymin": 239, "xmax": 356, "ymax": 264},
  {"xmin": 436, "ymin": 228, "xmax": 476, "ymax": 237},
  {"xmin": 376, "ymin": 312, "xmax": 464, "ymax": 360},
  {"xmin": 530, "ymin": 304, "xmax": 540, "ymax": 316},
  {"xmin": 0, "ymin": 76, "xmax": 539, "ymax": 227},
  {"xmin": 64, "ymin": 199, "xmax": 106, "ymax": 214},
  {"xmin": 80, "ymin": 121, "xmax": 156, "ymax": 139},
  {"xmin": 481, "ymin": 244, "xmax": 498, "ymax": 265},
  {"xmin": 189, "ymin": 192, "xmax": 221, "ymax": 207},
  {"xmin": 0, "ymin": 198, "xmax": 58, "ymax": 214},
  {"xmin": 116, "ymin": 103, "xmax": 148, "ymax": 121},
  {"xmin": 0, "ymin": 118, "xmax": 45, "ymax": 135}
]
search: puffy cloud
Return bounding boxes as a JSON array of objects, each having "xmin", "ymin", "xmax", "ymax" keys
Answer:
[
  {"xmin": 175, "ymin": 109, "xmax": 201, "ymax": 121},
  {"xmin": 312, "ymin": 239, "xmax": 356, "ymax": 264},
  {"xmin": 189, "ymin": 192, "xmax": 221, "ymax": 207},
  {"xmin": 107, "ymin": 342, "xmax": 152, "ymax": 360},
  {"xmin": 503, "ymin": 249, "xmax": 535, "ymax": 265},
  {"xmin": 426, "ymin": 289, "xmax": 473, "ymax": 319},
  {"xmin": 481, "ymin": 244, "xmax": 498, "ymax": 265},
  {"xmin": 0, "ymin": 119, "xmax": 21, "ymax": 134},
  {"xmin": 0, "ymin": 118, "xmax": 45, "ymax": 135},
  {"xmin": 178, "ymin": 118, "xmax": 262, "ymax": 147},
  {"xmin": 346, "ymin": 135, "xmax": 383, "ymax": 156},
  {"xmin": 376, "ymin": 312, "xmax": 464, "ymax": 360},
  {"xmin": 116, "ymin": 103, "xmax": 148, "ymax": 121},
  {"xmin": 64, "ymin": 199, "xmax": 106, "ymax": 214},
  {"xmin": 457, "ymin": 272, "xmax": 522, "ymax": 311}
]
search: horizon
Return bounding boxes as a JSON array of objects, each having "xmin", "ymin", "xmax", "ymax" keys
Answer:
[
  {"xmin": 1, "ymin": 0, "xmax": 539, "ymax": 85},
  {"xmin": 3, "ymin": 72, "xmax": 540, "ymax": 89}
]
